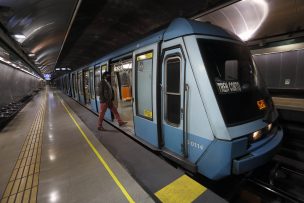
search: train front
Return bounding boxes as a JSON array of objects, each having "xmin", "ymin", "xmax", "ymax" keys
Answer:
[{"xmin": 194, "ymin": 37, "xmax": 283, "ymax": 180}]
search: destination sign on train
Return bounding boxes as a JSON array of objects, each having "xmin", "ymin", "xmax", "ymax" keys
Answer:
[{"xmin": 216, "ymin": 81, "xmax": 241, "ymax": 94}]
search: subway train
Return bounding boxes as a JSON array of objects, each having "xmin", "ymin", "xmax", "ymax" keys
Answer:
[{"xmin": 57, "ymin": 18, "xmax": 283, "ymax": 180}]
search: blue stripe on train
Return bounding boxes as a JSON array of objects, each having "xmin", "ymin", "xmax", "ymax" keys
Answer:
[
  {"xmin": 90, "ymin": 99, "xmax": 97, "ymax": 113},
  {"xmin": 162, "ymin": 124, "xmax": 212, "ymax": 161},
  {"xmin": 134, "ymin": 116, "xmax": 158, "ymax": 146},
  {"xmin": 79, "ymin": 95, "xmax": 85, "ymax": 104},
  {"xmin": 162, "ymin": 124, "xmax": 183, "ymax": 156},
  {"xmin": 196, "ymin": 136, "xmax": 248, "ymax": 180}
]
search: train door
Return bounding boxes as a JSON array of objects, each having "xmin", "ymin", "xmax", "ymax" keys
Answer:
[
  {"xmin": 88, "ymin": 67, "xmax": 97, "ymax": 112},
  {"xmin": 94, "ymin": 65, "xmax": 101, "ymax": 112},
  {"xmin": 62, "ymin": 77, "xmax": 66, "ymax": 92},
  {"xmin": 83, "ymin": 69, "xmax": 91, "ymax": 109},
  {"xmin": 94, "ymin": 65, "xmax": 101, "ymax": 113},
  {"xmin": 161, "ymin": 46, "xmax": 186, "ymax": 156},
  {"xmin": 111, "ymin": 58, "xmax": 134, "ymax": 130},
  {"xmin": 95, "ymin": 64, "xmax": 112, "ymax": 119},
  {"xmin": 72, "ymin": 73, "xmax": 78, "ymax": 100},
  {"xmin": 133, "ymin": 44, "xmax": 159, "ymax": 147},
  {"xmin": 78, "ymin": 71, "xmax": 85, "ymax": 104},
  {"xmin": 64, "ymin": 76, "xmax": 67, "ymax": 93},
  {"xmin": 67, "ymin": 75, "xmax": 71, "ymax": 96}
]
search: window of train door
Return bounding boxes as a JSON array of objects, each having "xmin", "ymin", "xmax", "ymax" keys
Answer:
[
  {"xmin": 162, "ymin": 48, "xmax": 185, "ymax": 156},
  {"xmin": 94, "ymin": 66, "xmax": 101, "ymax": 107},
  {"xmin": 89, "ymin": 69, "xmax": 94, "ymax": 100},
  {"xmin": 83, "ymin": 70, "xmax": 91, "ymax": 106},
  {"xmin": 78, "ymin": 71, "xmax": 84, "ymax": 103},
  {"xmin": 72, "ymin": 73, "xmax": 77, "ymax": 99},
  {"xmin": 133, "ymin": 46, "xmax": 158, "ymax": 147}
]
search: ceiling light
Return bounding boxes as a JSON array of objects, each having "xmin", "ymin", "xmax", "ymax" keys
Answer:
[
  {"xmin": 29, "ymin": 53, "xmax": 35, "ymax": 57},
  {"xmin": 12, "ymin": 34, "xmax": 26, "ymax": 39}
]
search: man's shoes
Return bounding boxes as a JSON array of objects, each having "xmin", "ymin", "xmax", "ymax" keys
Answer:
[
  {"xmin": 119, "ymin": 121, "xmax": 127, "ymax": 126},
  {"xmin": 97, "ymin": 126, "xmax": 106, "ymax": 131}
]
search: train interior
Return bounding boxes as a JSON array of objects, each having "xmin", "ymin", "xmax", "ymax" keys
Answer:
[
  {"xmin": 110, "ymin": 58, "xmax": 134, "ymax": 132},
  {"xmin": 83, "ymin": 69, "xmax": 92, "ymax": 109},
  {"xmin": 70, "ymin": 58, "xmax": 135, "ymax": 133}
]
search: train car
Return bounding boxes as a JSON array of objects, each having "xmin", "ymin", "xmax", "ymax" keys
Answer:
[{"xmin": 57, "ymin": 18, "xmax": 283, "ymax": 180}]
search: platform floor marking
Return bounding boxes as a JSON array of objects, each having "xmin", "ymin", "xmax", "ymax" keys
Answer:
[
  {"xmin": 155, "ymin": 175, "xmax": 207, "ymax": 203},
  {"xmin": 0, "ymin": 92, "xmax": 47, "ymax": 203},
  {"xmin": 57, "ymin": 94, "xmax": 135, "ymax": 203}
]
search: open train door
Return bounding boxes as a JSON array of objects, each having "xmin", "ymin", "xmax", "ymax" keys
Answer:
[
  {"xmin": 132, "ymin": 43, "xmax": 160, "ymax": 148},
  {"xmin": 161, "ymin": 41, "xmax": 187, "ymax": 157},
  {"xmin": 95, "ymin": 63, "xmax": 112, "ymax": 120}
]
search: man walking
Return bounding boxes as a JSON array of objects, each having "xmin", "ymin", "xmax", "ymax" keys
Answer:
[{"xmin": 97, "ymin": 71, "xmax": 127, "ymax": 131}]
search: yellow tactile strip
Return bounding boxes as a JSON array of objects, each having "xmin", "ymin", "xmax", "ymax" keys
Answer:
[
  {"xmin": 0, "ymin": 93, "xmax": 46, "ymax": 203},
  {"xmin": 155, "ymin": 175, "xmax": 207, "ymax": 203}
]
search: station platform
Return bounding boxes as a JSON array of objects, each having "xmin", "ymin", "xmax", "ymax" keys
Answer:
[{"xmin": 0, "ymin": 87, "xmax": 226, "ymax": 203}]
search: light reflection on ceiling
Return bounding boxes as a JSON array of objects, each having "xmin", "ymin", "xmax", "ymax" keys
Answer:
[
  {"xmin": 196, "ymin": 0, "xmax": 304, "ymax": 44},
  {"xmin": 0, "ymin": 0, "xmax": 78, "ymax": 74},
  {"xmin": 196, "ymin": 0, "xmax": 269, "ymax": 41},
  {"xmin": 1, "ymin": 0, "xmax": 304, "ymax": 78}
]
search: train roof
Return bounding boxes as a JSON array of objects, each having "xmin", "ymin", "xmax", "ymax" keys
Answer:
[
  {"xmin": 84, "ymin": 18, "xmax": 240, "ymax": 68},
  {"xmin": 164, "ymin": 18, "xmax": 240, "ymax": 41}
]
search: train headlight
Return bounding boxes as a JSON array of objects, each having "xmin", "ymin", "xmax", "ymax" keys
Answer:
[
  {"xmin": 267, "ymin": 123, "xmax": 272, "ymax": 132},
  {"xmin": 252, "ymin": 130, "xmax": 262, "ymax": 142}
]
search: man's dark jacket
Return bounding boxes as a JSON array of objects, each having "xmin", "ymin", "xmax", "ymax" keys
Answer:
[{"xmin": 98, "ymin": 79, "xmax": 114, "ymax": 104}]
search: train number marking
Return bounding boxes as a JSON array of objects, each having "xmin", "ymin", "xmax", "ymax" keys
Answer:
[{"xmin": 187, "ymin": 140, "xmax": 204, "ymax": 150}]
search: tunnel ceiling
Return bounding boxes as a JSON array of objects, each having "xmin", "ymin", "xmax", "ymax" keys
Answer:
[
  {"xmin": 0, "ymin": 0, "xmax": 79, "ymax": 75},
  {"xmin": 55, "ymin": 0, "xmax": 233, "ymax": 73},
  {"xmin": 1, "ymin": 0, "xmax": 304, "ymax": 78},
  {"xmin": 195, "ymin": 0, "xmax": 304, "ymax": 45},
  {"xmin": 0, "ymin": 0, "xmax": 233, "ymax": 77}
]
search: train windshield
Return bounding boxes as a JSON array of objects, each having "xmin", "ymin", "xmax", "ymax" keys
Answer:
[{"xmin": 197, "ymin": 38, "xmax": 271, "ymax": 126}]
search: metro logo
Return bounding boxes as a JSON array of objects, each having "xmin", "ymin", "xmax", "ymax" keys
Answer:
[{"xmin": 257, "ymin": 99, "xmax": 266, "ymax": 110}]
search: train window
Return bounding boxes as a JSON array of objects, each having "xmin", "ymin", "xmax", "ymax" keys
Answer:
[
  {"xmin": 72, "ymin": 74, "xmax": 77, "ymax": 97},
  {"xmin": 61, "ymin": 77, "xmax": 65, "ymax": 92},
  {"xmin": 135, "ymin": 52, "xmax": 153, "ymax": 120},
  {"xmin": 66, "ymin": 76, "xmax": 70, "ymax": 94},
  {"xmin": 73, "ymin": 73, "xmax": 77, "ymax": 97},
  {"xmin": 198, "ymin": 39, "xmax": 270, "ymax": 126},
  {"xmin": 89, "ymin": 69, "xmax": 94, "ymax": 99},
  {"xmin": 84, "ymin": 70, "xmax": 90, "ymax": 104},
  {"xmin": 165, "ymin": 57, "xmax": 181, "ymax": 125},
  {"xmin": 94, "ymin": 67, "xmax": 101, "ymax": 101},
  {"xmin": 78, "ymin": 72, "xmax": 83, "ymax": 95}
]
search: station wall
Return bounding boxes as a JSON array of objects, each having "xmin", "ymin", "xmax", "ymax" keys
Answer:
[
  {"xmin": 253, "ymin": 49, "xmax": 304, "ymax": 90},
  {"xmin": 0, "ymin": 62, "xmax": 41, "ymax": 107}
]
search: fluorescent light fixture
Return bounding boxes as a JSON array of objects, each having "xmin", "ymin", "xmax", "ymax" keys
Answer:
[
  {"xmin": 29, "ymin": 53, "xmax": 35, "ymax": 57},
  {"xmin": 56, "ymin": 68, "xmax": 60, "ymax": 71},
  {"xmin": 12, "ymin": 34, "xmax": 26, "ymax": 39},
  {"xmin": 61, "ymin": 68, "xmax": 66, "ymax": 70},
  {"xmin": 122, "ymin": 63, "xmax": 132, "ymax": 69},
  {"xmin": 0, "ymin": 56, "xmax": 42, "ymax": 79}
]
